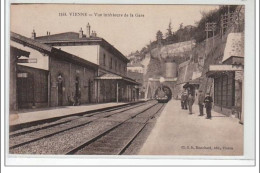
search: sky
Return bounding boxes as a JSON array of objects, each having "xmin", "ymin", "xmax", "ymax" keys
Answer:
[{"xmin": 10, "ymin": 4, "xmax": 218, "ymax": 56}]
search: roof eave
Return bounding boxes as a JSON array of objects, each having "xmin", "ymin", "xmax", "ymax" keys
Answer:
[
  {"xmin": 35, "ymin": 35, "xmax": 129, "ymax": 63},
  {"xmin": 11, "ymin": 32, "xmax": 52, "ymax": 53}
]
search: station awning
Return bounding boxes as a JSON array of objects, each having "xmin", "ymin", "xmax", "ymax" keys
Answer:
[
  {"xmin": 11, "ymin": 32, "xmax": 52, "ymax": 53},
  {"xmin": 10, "ymin": 46, "xmax": 30, "ymax": 58},
  {"xmin": 148, "ymin": 77, "xmax": 177, "ymax": 82},
  {"xmin": 95, "ymin": 73, "xmax": 140, "ymax": 85},
  {"xmin": 95, "ymin": 73, "xmax": 122, "ymax": 80},
  {"xmin": 206, "ymin": 65, "xmax": 243, "ymax": 78},
  {"xmin": 182, "ymin": 77, "xmax": 202, "ymax": 88}
]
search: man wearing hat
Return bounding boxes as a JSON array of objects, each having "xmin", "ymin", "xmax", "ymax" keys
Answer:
[
  {"xmin": 204, "ymin": 92, "xmax": 213, "ymax": 119},
  {"xmin": 181, "ymin": 89, "xmax": 188, "ymax": 110},
  {"xmin": 198, "ymin": 90, "xmax": 205, "ymax": 116},
  {"xmin": 187, "ymin": 92, "xmax": 195, "ymax": 114}
]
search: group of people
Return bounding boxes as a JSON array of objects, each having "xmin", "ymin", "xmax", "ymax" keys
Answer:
[{"xmin": 181, "ymin": 89, "xmax": 213, "ymax": 119}]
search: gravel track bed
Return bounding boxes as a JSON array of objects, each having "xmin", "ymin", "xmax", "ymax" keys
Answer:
[
  {"xmin": 101, "ymin": 102, "xmax": 158, "ymax": 122},
  {"xmin": 9, "ymin": 101, "xmax": 158, "ymax": 155},
  {"xmin": 10, "ymin": 103, "xmax": 156, "ymax": 147},
  {"xmin": 122, "ymin": 123, "xmax": 155, "ymax": 155},
  {"xmin": 75, "ymin": 122, "xmax": 145, "ymax": 155},
  {"xmin": 10, "ymin": 116, "xmax": 80, "ymax": 136},
  {"xmin": 10, "ymin": 103, "xmax": 152, "ymax": 147},
  {"xmin": 86, "ymin": 106, "xmax": 135, "ymax": 118},
  {"xmin": 123, "ymin": 105, "xmax": 166, "ymax": 155},
  {"xmin": 10, "ymin": 102, "xmax": 149, "ymax": 137},
  {"xmin": 75, "ymin": 104, "xmax": 163, "ymax": 155},
  {"xmin": 100, "ymin": 114, "xmax": 133, "ymax": 122},
  {"xmin": 10, "ymin": 121, "xmax": 119, "ymax": 154},
  {"xmin": 9, "ymin": 116, "xmax": 100, "ymax": 147},
  {"xmin": 135, "ymin": 103, "xmax": 164, "ymax": 118}
]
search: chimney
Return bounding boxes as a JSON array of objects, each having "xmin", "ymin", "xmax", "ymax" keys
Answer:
[
  {"xmin": 86, "ymin": 23, "xmax": 91, "ymax": 37},
  {"xmin": 93, "ymin": 31, "xmax": 97, "ymax": 37},
  {"xmin": 91, "ymin": 31, "xmax": 97, "ymax": 37},
  {"xmin": 46, "ymin": 31, "xmax": 51, "ymax": 36},
  {"xmin": 31, "ymin": 29, "xmax": 36, "ymax": 39},
  {"xmin": 79, "ymin": 27, "xmax": 83, "ymax": 38}
]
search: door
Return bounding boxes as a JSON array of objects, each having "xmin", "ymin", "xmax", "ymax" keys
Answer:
[
  {"xmin": 17, "ymin": 73, "xmax": 34, "ymax": 109},
  {"xmin": 75, "ymin": 77, "xmax": 80, "ymax": 105},
  {"xmin": 57, "ymin": 81, "xmax": 63, "ymax": 106}
]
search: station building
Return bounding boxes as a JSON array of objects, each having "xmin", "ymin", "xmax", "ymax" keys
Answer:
[
  {"xmin": 206, "ymin": 32, "xmax": 244, "ymax": 121},
  {"xmin": 127, "ymin": 62, "xmax": 144, "ymax": 74},
  {"xmin": 10, "ymin": 32, "xmax": 98, "ymax": 111},
  {"xmin": 34, "ymin": 24, "xmax": 139, "ymax": 103},
  {"xmin": 10, "ymin": 26, "xmax": 139, "ymax": 111},
  {"xmin": 127, "ymin": 62, "xmax": 145, "ymax": 99}
]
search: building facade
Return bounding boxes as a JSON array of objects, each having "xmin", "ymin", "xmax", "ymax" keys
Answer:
[
  {"xmin": 34, "ymin": 24, "xmax": 139, "ymax": 103},
  {"xmin": 207, "ymin": 32, "xmax": 244, "ymax": 121},
  {"xmin": 127, "ymin": 62, "xmax": 145, "ymax": 99},
  {"xmin": 16, "ymin": 65, "xmax": 49, "ymax": 109},
  {"xmin": 49, "ymin": 48, "xmax": 98, "ymax": 106},
  {"xmin": 10, "ymin": 31, "xmax": 98, "ymax": 110},
  {"xmin": 10, "ymin": 24, "xmax": 139, "ymax": 111},
  {"xmin": 10, "ymin": 46, "xmax": 30, "ymax": 112}
]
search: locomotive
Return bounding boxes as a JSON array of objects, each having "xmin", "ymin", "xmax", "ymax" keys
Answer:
[{"xmin": 155, "ymin": 85, "xmax": 172, "ymax": 103}]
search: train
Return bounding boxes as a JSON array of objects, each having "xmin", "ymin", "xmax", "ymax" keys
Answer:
[{"xmin": 155, "ymin": 85, "xmax": 172, "ymax": 103}]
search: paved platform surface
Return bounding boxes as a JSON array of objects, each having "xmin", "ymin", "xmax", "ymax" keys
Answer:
[
  {"xmin": 139, "ymin": 99, "xmax": 243, "ymax": 156},
  {"xmin": 9, "ymin": 102, "xmax": 130, "ymax": 126}
]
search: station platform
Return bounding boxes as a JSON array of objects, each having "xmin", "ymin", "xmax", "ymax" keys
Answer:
[
  {"xmin": 139, "ymin": 99, "xmax": 243, "ymax": 156},
  {"xmin": 9, "ymin": 101, "xmax": 142, "ymax": 127}
]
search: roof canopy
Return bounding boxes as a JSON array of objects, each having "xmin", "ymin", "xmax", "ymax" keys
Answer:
[
  {"xmin": 206, "ymin": 65, "xmax": 243, "ymax": 77},
  {"xmin": 148, "ymin": 77, "xmax": 177, "ymax": 82},
  {"xmin": 10, "ymin": 46, "xmax": 30, "ymax": 58},
  {"xmin": 95, "ymin": 73, "xmax": 140, "ymax": 85}
]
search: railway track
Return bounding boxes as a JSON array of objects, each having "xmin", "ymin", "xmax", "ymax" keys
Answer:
[
  {"xmin": 10, "ymin": 101, "xmax": 149, "ymax": 137},
  {"xmin": 71, "ymin": 103, "xmax": 165, "ymax": 155},
  {"xmin": 9, "ymin": 101, "xmax": 165, "ymax": 155},
  {"xmin": 9, "ymin": 101, "xmax": 154, "ymax": 149}
]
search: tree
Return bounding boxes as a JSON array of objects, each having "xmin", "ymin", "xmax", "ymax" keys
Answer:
[
  {"xmin": 193, "ymin": 5, "xmax": 238, "ymax": 43},
  {"xmin": 179, "ymin": 23, "xmax": 183, "ymax": 30},
  {"xmin": 166, "ymin": 21, "xmax": 173, "ymax": 38},
  {"xmin": 156, "ymin": 30, "xmax": 163, "ymax": 42}
]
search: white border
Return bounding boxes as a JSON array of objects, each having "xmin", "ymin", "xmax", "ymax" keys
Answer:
[{"xmin": 2, "ymin": 0, "xmax": 258, "ymax": 167}]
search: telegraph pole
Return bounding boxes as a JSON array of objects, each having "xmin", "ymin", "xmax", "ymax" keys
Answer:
[{"xmin": 205, "ymin": 22, "xmax": 217, "ymax": 47}]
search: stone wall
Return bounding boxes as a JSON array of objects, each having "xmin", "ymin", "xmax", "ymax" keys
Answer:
[{"xmin": 49, "ymin": 56, "xmax": 96, "ymax": 107}]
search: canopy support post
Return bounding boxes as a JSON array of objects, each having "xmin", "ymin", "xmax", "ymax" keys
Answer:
[{"xmin": 116, "ymin": 81, "xmax": 119, "ymax": 103}]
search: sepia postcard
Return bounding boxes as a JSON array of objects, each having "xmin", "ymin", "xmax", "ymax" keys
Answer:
[{"xmin": 5, "ymin": 0, "xmax": 256, "ymax": 166}]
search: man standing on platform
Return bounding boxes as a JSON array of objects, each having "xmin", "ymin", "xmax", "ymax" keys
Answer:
[
  {"xmin": 187, "ymin": 92, "xmax": 194, "ymax": 114},
  {"xmin": 204, "ymin": 92, "xmax": 213, "ymax": 119},
  {"xmin": 181, "ymin": 90, "xmax": 188, "ymax": 110},
  {"xmin": 198, "ymin": 90, "xmax": 205, "ymax": 116}
]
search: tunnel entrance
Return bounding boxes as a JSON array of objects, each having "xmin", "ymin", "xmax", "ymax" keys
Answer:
[{"xmin": 154, "ymin": 85, "xmax": 172, "ymax": 100}]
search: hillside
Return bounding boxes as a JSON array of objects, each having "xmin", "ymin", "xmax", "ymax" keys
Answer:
[
  {"xmin": 174, "ymin": 5, "xmax": 245, "ymax": 98},
  {"xmin": 127, "ymin": 5, "xmax": 244, "ymax": 99}
]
